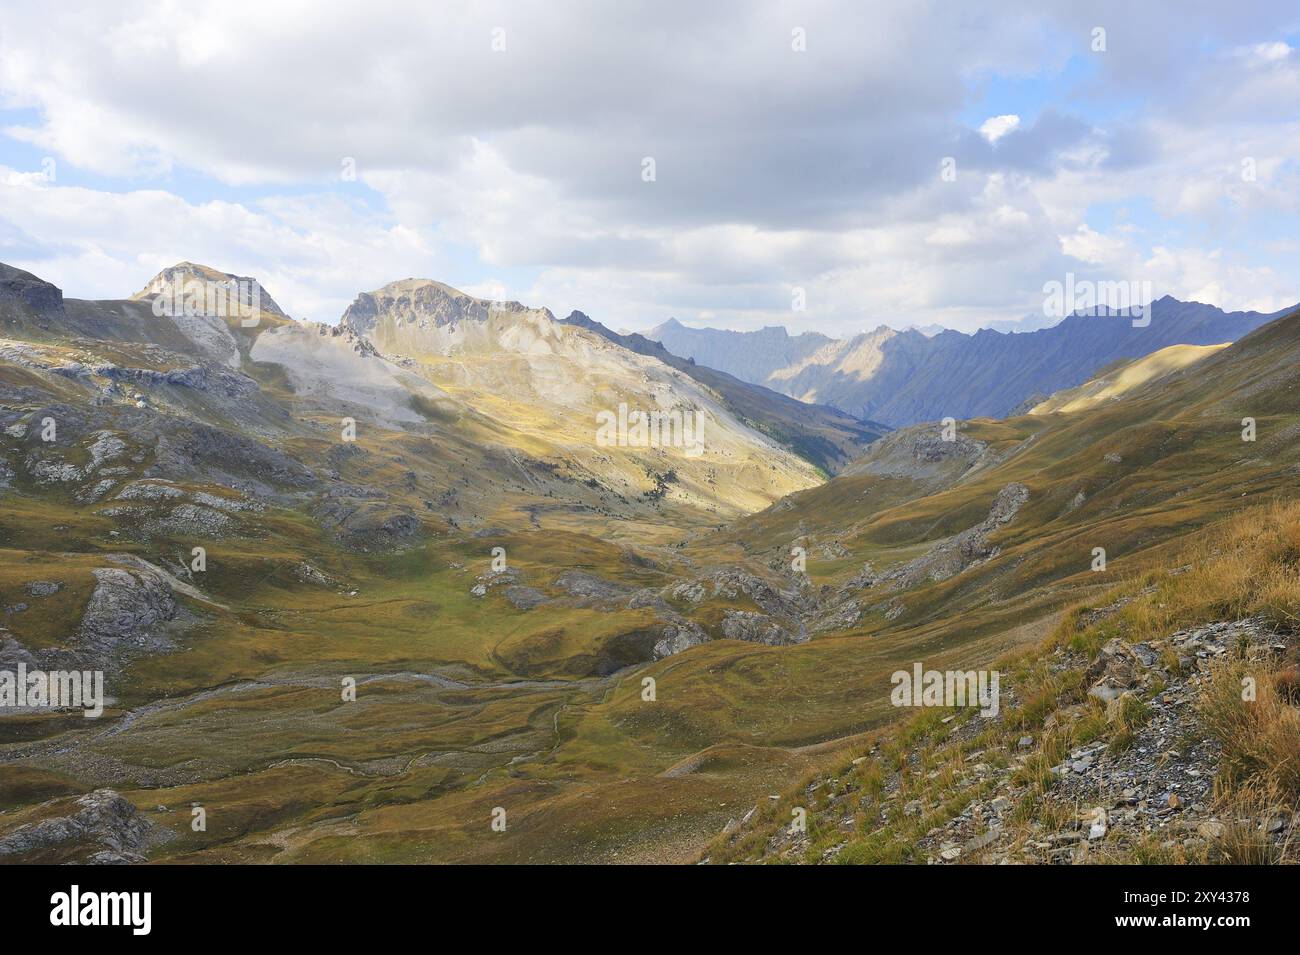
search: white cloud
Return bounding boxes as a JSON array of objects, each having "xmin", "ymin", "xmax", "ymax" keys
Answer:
[
  {"xmin": 0, "ymin": 168, "xmax": 474, "ymax": 321},
  {"xmin": 1251, "ymin": 41, "xmax": 1293, "ymax": 62},
  {"xmin": 979, "ymin": 114, "xmax": 1021, "ymax": 143},
  {"xmin": 1060, "ymin": 225, "xmax": 1130, "ymax": 266},
  {"xmin": 0, "ymin": 0, "xmax": 1297, "ymax": 333}
]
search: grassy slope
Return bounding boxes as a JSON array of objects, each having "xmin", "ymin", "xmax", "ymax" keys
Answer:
[
  {"xmin": 710, "ymin": 500, "xmax": 1300, "ymax": 864},
  {"xmin": 2, "ymin": 300, "xmax": 1299, "ymax": 864},
  {"xmin": 1029, "ymin": 342, "xmax": 1230, "ymax": 415}
]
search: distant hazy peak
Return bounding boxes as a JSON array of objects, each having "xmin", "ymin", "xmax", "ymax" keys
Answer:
[
  {"xmin": 647, "ymin": 317, "xmax": 830, "ymax": 342},
  {"xmin": 648, "ymin": 296, "xmax": 1300, "ymax": 427},
  {"xmin": 647, "ymin": 318, "xmax": 837, "ymax": 386}
]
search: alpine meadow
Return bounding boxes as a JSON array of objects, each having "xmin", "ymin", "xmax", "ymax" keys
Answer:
[{"xmin": 0, "ymin": 2, "xmax": 1298, "ymax": 920}]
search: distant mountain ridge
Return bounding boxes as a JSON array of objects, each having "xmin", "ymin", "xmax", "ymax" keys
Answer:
[
  {"xmin": 648, "ymin": 297, "xmax": 1297, "ymax": 427},
  {"xmin": 562, "ymin": 311, "xmax": 888, "ymax": 475},
  {"xmin": 645, "ymin": 318, "xmax": 835, "ymax": 384},
  {"xmin": 0, "ymin": 260, "xmax": 866, "ymax": 534}
]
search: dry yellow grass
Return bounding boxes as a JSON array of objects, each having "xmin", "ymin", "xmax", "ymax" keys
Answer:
[
  {"xmin": 1030, "ymin": 342, "xmax": 1231, "ymax": 414},
  {"xmin": 716, "ymin": 499, "xmax": 1300, "ymax": 864}
]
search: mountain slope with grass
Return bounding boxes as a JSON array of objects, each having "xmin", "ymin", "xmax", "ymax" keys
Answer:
[
  {"xmin": 1028, "ymin": 342, "xmax": 1231, "ymax": 415},
  {"xmin": 699, "ymin": 306, "xmax": 1300, "ymax": 863},
  {"xmin": 1, "ymin": 261, "xmax": 1297, "ymax": 865},
  {"xmin": 710, "ymin": 504, "xmax": 1300, "ymax": 864},
  {"xmin": 0, "ymin": 260, "xmax": 877, "ymax": 863}
]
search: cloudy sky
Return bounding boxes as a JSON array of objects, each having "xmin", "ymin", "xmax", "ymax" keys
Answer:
[{"xmin": 1, "ymin": 0, "xmax": 1297, "ymax": 334}]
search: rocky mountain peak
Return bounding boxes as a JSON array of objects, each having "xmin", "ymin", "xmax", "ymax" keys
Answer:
[
  {"xmin": 132, "ymin": 261, "xmax": 288, "ymax": 318},
  {"xmin": 339, "ymin": 278, "xmax": 551, "ymax": 339},
  {"xmin": 338, "ymin": 276, "xmax": 556, "ymax": 348}
]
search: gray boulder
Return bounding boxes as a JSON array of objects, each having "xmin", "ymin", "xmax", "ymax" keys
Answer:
[
  {"xmin": 76, "ymin": 567, "xmax": 179, "ymax": 669},
  {"xmin": 0, "ymin": 789, "xmax": 171, "ymax": 864}
]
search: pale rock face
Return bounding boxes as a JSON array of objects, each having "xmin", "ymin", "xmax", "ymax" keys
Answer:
[
  {"xmin": 341, "ymin": 278, "xmax": 504, "ymax": 337},
  {"xmin": 720, "ymin": 609, "xmax": 802, "ymax": 646},
  {"xmin": 132, "ymin": 262, "xmax": 276, "ymax": 369},
  {"xmin": 86, "ymin": 431, "xmax": 126, "ymax": 470},
  {"xmin": 249, "ymin": 320, "xmax": 458, "ymax": 429},
  {"xmin": 330, "ymin": 277, "xmax": 827, "ymax": 517},
  {"xmin": 653, "ymin": 622, "xmax": 709, "ymax": 659},
  {"xmin": 166, "ymin": 310, "xmax": 243, "ymax": 369},
  {"xmin": 879, "ymin": 482, "xmax": 1030, "ymax": 588},
  {"xmin": 134, "ymin": 261, "xmax": 287, "ymax": 318}
]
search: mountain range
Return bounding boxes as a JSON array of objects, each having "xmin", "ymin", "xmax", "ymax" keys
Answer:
[
  {"xmin": 1, "ymin": 257, "xmax": 1298, "ymax": 866},
  {"xmin": 647, "ymin": 296, "xmax": 1297, "ymax": 426}
]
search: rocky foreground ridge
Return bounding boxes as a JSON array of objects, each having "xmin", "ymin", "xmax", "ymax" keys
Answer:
[{"xmin": 710, "ymin": 611, "xmax": 1300, "ymax": 865}]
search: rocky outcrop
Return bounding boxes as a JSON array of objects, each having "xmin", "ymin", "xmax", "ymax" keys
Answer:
[
  {"xmin": 75, "ymin": 566, "xmax": 180, "ymax": 670},
  {"xmin": 0, "ymin": 789, "xmax": 171, "ymax": 864},
  {"xmin": 653, "ymin": 621, "xmax": 710, "ymax": 658},
  {"xmin": 668, "ymin": 569, "xmax": 812, "ymax": 619},
  {"xmin": 881, "ymin": 482, "xmax": 1029, "ymax": 587},
  {"xmin": 341, "ymin": 278, "xmax": 523, "ymax": 337},
  {"xmin": 292, "ymin": 562, "xmax": 334, "ymax": 587},
  {"xmin": 555, "ymin": 570, "xmax": 631, "ymax": 602},
  {"xmin": 1086, "ymin": 637, "xmax": 1161, "ymax": 702},
  {"xmin": 840, "ymin": 422, "xmax": 992, "ymax": 491},
  {"xmin": 503, "ymin": 585, "xmax": 548, "ymax": 609},
  {"xmin": 469, "ymin": 568, "xmax": 522, "ymax": 598},
  {"xmin": 149, "ymin": 423, "xmax": 317, "ymax": 490},
  {"xmin": 726, "ymin": 617, "xmax": 1296, "ymax": 866},
  {"xmin": 0, "ymin": 632, "xmax": 38, "ymax": 668},
  {"xmin": 92, "ymin": 363, "xmax": 257, "ymax": 397},
  {"xmin": 97, "ymin": 481, "xmax": 260, "ymax": 540},
  {"xmin": 19, "ymin": 429, "xmax": 128, "ymax": 489},
  {"xmin": 307, "ymin": 320, "xmax": 378, "ymax": 357},
  {"xmin": 0, "ymin": 262, "xmax": 64, "ymax": 314},
  {"xmin": 720, "ymin": 610, "xmax": 804, "ymax": 646}
]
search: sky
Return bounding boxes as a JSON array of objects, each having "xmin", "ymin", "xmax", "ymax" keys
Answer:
[{"xmin": 0, "ymin": 0, "xmax": 1297, "ymax": 335}]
